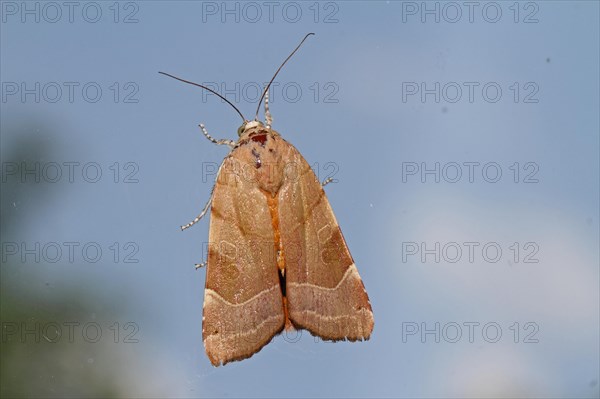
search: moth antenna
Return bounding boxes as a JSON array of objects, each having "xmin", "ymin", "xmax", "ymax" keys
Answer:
[
  {"xmin": 159, "ymin": 71, "xmax": 246, "ymax": 122},
  {"xmin": 254, "ymin": 33, "xmax": 315, "ymax": 121}
]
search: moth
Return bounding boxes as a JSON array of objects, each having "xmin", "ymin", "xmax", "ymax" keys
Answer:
[{"xmin": 160, "ymin": 33, "xmax": 373, "ymax": 366}]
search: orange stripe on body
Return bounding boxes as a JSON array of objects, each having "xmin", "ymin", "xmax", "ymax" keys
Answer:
[{"xmin": 265, "ymin": 193, "xmax": 293, "ymax": 330}]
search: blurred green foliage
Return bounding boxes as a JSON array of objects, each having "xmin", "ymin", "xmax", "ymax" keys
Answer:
[{"xmin": 1, "ymin": 122, "xmax": 134, "ymax": 398}]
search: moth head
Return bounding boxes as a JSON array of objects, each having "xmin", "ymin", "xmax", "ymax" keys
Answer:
[{"xmin": 237, "ymin": 120, "xmax": 265, "ymax": 137}]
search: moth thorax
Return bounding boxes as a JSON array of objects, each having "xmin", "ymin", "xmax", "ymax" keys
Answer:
[{"xmin": 237, "ymin": 120, "xmax": 265, "ymax": 137}]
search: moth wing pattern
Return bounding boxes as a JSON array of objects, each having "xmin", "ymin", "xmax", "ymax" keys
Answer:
[
  {"xmin": 202, "ymin": 154, "xmax": 285, "ymax": 366},
  {"xmin": 278, "ymin": 141, "xmax": 374, "ymax": 341}
]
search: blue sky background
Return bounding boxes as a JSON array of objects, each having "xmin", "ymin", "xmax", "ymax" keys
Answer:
[{"xmin": 1, "ymin": 1, "xmax": 599, "ymax": 397}]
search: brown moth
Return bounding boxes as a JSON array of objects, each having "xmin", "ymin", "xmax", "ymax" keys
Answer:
[{"xmin": 160, "ymin": 33, "xmax": 373, "ymax": 366}]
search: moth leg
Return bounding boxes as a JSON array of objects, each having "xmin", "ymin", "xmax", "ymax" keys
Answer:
[
  {"xmin": 264, "ymin": 90, "xmax": 273, "ymax": 128},
  {"xmin": 194, "ymin": 261, "xmax": 206, "ymax": 270},
  {"xmin": 181, "ymin": 187, "xmax": 214, "ymax": 231},
  {"xmin": 199, "ymin": 123, "xmax": 235, "ymax": 148},
  {"xmin": 181, "ymin": 130, "xmax": 231, "ymax": 232},
  {"xmin": 322, "ymin": 177, "xmax": 337, "ymax": 187}
]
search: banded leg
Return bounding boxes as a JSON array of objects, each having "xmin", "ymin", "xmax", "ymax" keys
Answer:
[
  {"xmin": 184, "ymin": 123, "xmax": 235, "ymax": 268},
  {"xmin": 199, "ymin": 124, "xmax": 235, "ymax": 148},
  {"xmin": 264, "ymin": 90, "xmax": 273, "ymax": 128},
  {"xmin": 322, "ymin": 177, "xmax": 336, "ymax": 187},
  {"xmin": 195, "ymin": 261, "xmax": 205, "ymax": 270},
  {"xmin": 181, "ymin": 188, "xmax": 214, "ymax": 231},
  {"xmin": 181, "ymin": 123, "xmax": 234, "ymax": 232}
]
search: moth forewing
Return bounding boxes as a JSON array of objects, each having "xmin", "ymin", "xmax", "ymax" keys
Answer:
[{"xmin": 277, "ymin": 141, "xmax": 374, "ymax": 341}]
